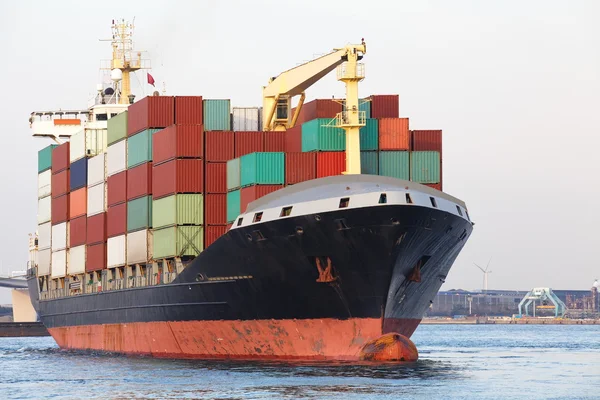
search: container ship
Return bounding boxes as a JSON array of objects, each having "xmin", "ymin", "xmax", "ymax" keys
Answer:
[{"xmin": 26, "ymin": 20, "xmax": 473, "ymax": 361}]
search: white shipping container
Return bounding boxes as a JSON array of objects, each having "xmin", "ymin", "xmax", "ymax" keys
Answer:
[
  {"xmin": 126, "ymin": 229, "xmax": 153, "ymax": 265},
  {"xmin": 38, "ymin": 196, "xmax": 51, "ymax": 224},
  {"xmin": 51, "ymin": 250, "xmax": 67, "ymax": 278},
  {"xmin": 87, "ymin": 182, "xmax": 105, "ymax": 216},
  {"xmin": 38, "ymin": 170, "xmax": 52, "ymax": 199},
  {"xmin": 38, "ymin": 248, "xmax": 51, "ymax": 276},
  {"xmin": 38, "ymin": 222, "xmax": 52, "ymax": 250},
  {"xmin": 232, "ymin": 107, "xmax": 260, "ymax": 131},
  {"xmin": 70, "ymin": 128, "xmax": 108, "ymax": 163},
  {"xmin": 87, "ymin": 153, "xmax": 107, "ymax": 186},
  {"xmin": 51, "ymin": 222, "xmax": 68, "ymax": 251},
  {"xmin": 108, "ymin": 235, "xmax": 126, "ymax": 268},
  {"xmin": 68, "ymin": 245, "xmax": 86, "ymax": 275},
  {"xmin": 107, "ymin": 140, "xmax": 127, "ymax": 176}
]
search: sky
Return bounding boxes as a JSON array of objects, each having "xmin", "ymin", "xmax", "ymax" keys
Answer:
[{"xmin": 0, "ymin": 0, "xmax": 598, "ymax": 303}]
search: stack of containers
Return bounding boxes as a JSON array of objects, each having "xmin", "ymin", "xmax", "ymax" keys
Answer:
[
  {"xmin": 378, "ymin": 117, "xmax": 410, "ymax": 180},
  {"xmin": 411, "ymin": 130, "xmax": 443, "ymax": 190},
  {"xmin": 37, "ymin": 145, "xmax": 57, "ymax": 277},
  {"xmin": 50, "ymin": 142, "xmax": 70, "ymax": 279}
]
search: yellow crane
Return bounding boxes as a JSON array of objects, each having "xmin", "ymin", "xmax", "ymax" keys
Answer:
[{"xmin": 262, "ymin": 41, "xmax": 367, "ymax": 175}]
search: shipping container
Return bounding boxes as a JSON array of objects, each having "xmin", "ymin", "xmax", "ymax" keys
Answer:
[
  {"xmin": 240, "ymin": 152, "xmax": 285, "ymax": 187},
  {"xmin": 68, "ymin": 245, "xmax": 86, "ymax": 275},
  {"xmin": 38, "ymin": 144, "xmax": 58, "ymax": 173},
  {"xmin": 240, "ymin": 185, "xmax": 283, "ymax": 213},
  {"xmin": 107, "ymin": 111, "xmax": 128, "ymax": 145},
  {"xmin": 204, "ymin": 131, "xmax": 234, "ymax": 162},
  {"xmin": 370, "ymin": 95, "xmax": 399, "ymax": 119},
  {"xmin": 379, "ymin": 151, "xmax": 410, "ymax": 180},
  {"xmin": 204, "ymin": 194, "xmax": 226, "ymax": 225},
  {"xmin": 107, "ymin": 203, "xmax": 127, "ymax": 238},
  {"xmin": 360, "ymin": 151, "xmax": 379, "ymax": 175},
  {"xmin": 411, "ymin": 130, "xmax": 442, "ymax": 154},
  {"xmin": 204, "ymin": 225, "xmax": 227, "ymax": 248},
  {"xmin": 152, "ymin": 125, "xmax": 203, "ymax": 165},
  {"xmin": 127, "ymin": 162, "xmax": 152, "ymax": 200},
  {"xmin": 107, "ymin": 140, "xmax": 127, "ymax": 176},
  {"xmin": 360, "ymin": 118, "xmax": 379, "ymax": 150},
  {"xmin": 51, "ymin": 142, "xmax": 70, "ymax": 174},
  {"xmin": 293, "ymin": 99, "xmax": 342, "ymax": 125},
  {"xmin": 126, "ymin": 229, "xmax": 153, "ymax": 265},
  {"xmin": 107, "ymin": 235, "xmax": 126, "ymax": 268},
  {"xmin": 51, "ymin": 194, "xmax": 69, "ymax": 224},
  {"xmin": 107, "ymin": 170, "xmax": 126, "ymax": 206},
  {"xmin": 38, "ymin": 170, "xmax": 52, "ymax": 198},
  {"xmin": 127, "ymin": 128, "xmax": 160, "ymax": 168},
  {"xmin": 285, "ymin": 125, "xmax": 302, "ymax": 153},
  {"xmin": 316, "ymin": 152, "xmax": 345, "ymax": 178},
  {"xmin": 70, "ymin": 157, "xmax": 87, "ymax": 190},
  {"xmin": 38, "ymin": 248, "xmax": 51, "ymax": 276},
  {"xmin": 86, "ymin": 242, "xmax": 106, "ymax": 272},
  {"xmin": 205, "ymin": 162, "xmax": 227, "ymax": 193},
  {"xmin": 152, "ymin": 226, "xmax": 204, "ymax": 259},
  {"xmin": 87, "ymin": 153, "xmax": 106, "ymax": 187},
  {"xmin": 70, "ymin": 215, "xmax": 86, "ymax": 247},
  {"xmin": 360, "ymin": 98, "xmax": 371, "ymax": 119},
  {"xmin": 302, "ymin": 119, "xmax": 345, "ymax": 152},
  {"xmin": 175, "ymin": 96, "xmax": 203, "ymax": 125},
  {"xmin": 226, "ymin": 158, "xmax": 241, "ymax": 191},
  {"xmin": 38, "ymin": 222, "xmax": 51, "ymax": 250},
  {"xmin": 285, "ymin": 152, "xmax": 316, "ymax": 184},
  {"xmin": 378, "ymin": 118, "xmax": 410, "ymax": 150},
  {"xmin": 232, "ymin": 107, "xmax": 260, "ymax": 131},
  {"xmin": 51, "ymin": 249, "xmax": 67, "ymax": 278},
  {"xmin": 87, "ymin": 182, "xmax": 105, "ymax": 216},
  {"xmin": 226, "ymin": 189, "xmax": 241, "ymax": 223},
  {"xmin": 152, "ymin": 159, "xmax": 204, "ymax": 199},
  {"xmin": 69, "ymin": 128, "xmax": 107, "ymax": 162},
  {"xmin": 152, "ymin": 194, "xmax": 204, "ymax": 229},
  {"xmin": 87, "ymin": 213, "xmax": 106, "ymax": 245},
  {"xmin": 38, "ymin": 196, "xmax": 51, "ymax": 224},
  {"xmin": 127, "ymin": 96, "xmax": 175, "ymax": 136},
  {"xmin": 410, "ymin": 151, "xmax": 441, "ymax": 183},
  {"xmin": 203, "ymin": 99, "xmax": 231, "ymax": 131},
  {"xmin": 264, "ymin": 131, "xmax": 286, "ymax": 152},
  {"xmin": 424, "ymin": 183, "xmax": 443, "ymax": 191},
  {"xmin": 234, "ymin": 131, "xmax": 264, "ymax": 157},
  {"xmin": 51, "ymin": 169, "xmax": 69, "ymax": 198},
  {"xmin": 70, "ymin": 187, "xmax": 87, "ymax": 218},
  {"xmin": 51, "ymin": 222, "xmax": 68, "ymax": 251},
  {"xmin": 127, "ymin": 196, "xmax": 152, "ymax": 232}
]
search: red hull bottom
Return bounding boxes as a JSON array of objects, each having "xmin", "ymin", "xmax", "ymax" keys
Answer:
[{"xmin": 48, "ymin": 318, "xmax": 421, "ymax": 361}]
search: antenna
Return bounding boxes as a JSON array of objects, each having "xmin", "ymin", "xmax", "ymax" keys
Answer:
[{"xmin": 474, "ymin": 257, "xmax": 492, "ymax": 291}]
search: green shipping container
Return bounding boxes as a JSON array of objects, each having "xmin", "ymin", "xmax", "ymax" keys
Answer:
[
  {"xmin": 152, "ymin": 226, "xmax": 204, "ymax": 258},
  {"xmin": 38, "ymin": 144, "xmax": 58, "ymax": 173},
  {"xmin": 227, "ymin": 158, "xmax": 241, "ymax": 190},
  {"xmin": 240, "ymin": 152, "xmax": 285, "ymax": 187},
  {"xmin": 359, "ymin": 98, "xmax": 371, "ymax": 119},
  {"xmin": 301, "ymin": 119, "xmax": 346, "ymax": 152},
  {"xmin": 107, "ymin": 111, "xmax": 128, "ymax": 145},
  {"xmin": 227, "ymin": 190, "xmax": 241, "ymax": 223},
  {"xmin": 360, "ymin": 118, "xmax": 378, "ymax": 150},
  {"xmin": 360, "ymin": 151, "xmax": 378, "ymax": 175},
  {"xmin": 203, "ymin": 99, "xmax": 231, "ymax": 131},
  {"xmin": 127, "ymin": 196, "xmax": 153, "ymax": 232},
  {"xmin": 127, "ymin": 128, "xmax": 160, "ymax": 168},
  {"xmin": 379, "ymin": 151, "xmax": 410, "ymax": 180},
  {"xmin": 411, "ymin": 151, "xmax": 441, "ymax": 183},
  {"xmin": 153, "ymin": 194, "xmax": 204, "ymax": 229}
]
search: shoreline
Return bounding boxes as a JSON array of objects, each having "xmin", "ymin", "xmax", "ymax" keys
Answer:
[{"xmin": 422, "ymin": 317, "xmax": 600, "ymax": 325}]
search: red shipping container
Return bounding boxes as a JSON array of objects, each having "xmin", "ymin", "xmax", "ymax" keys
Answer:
[
  {"xmin": 51, "ymin": 142, "xmax": 70, "ymax": 174},
  {"xmin": 51, "ymin": 194, "xmax": 69, "ymax": 224},
  {"xmin": 316, "ymin": 152, "xmax": 345, "ymax": 178},
  {"xmin": 51, "ymin": 169, "xmax": 69, "ymax": 198},
  {"xmin": 370, "ymin": 95, "xmax": 399, "ymax": 119},
  {"xmin": 379, "ymin": 118, "xmax": 410, "ymax": 150},
  {"xmin": 264, "ymin": 131, "xmax": 286, "ymax": 152},
  {"xmin": 70, "ymin": 215, "xmax": 87, "ymax": 247},
  {"xmin": 292, "ymin": 99, "xmax": 342, "ymax": 125},
  {"xmin": 107, "ymin": 203, "xmax": 127, "ymax": 238},
  {"xmin": 127, "ymin": 96, "xmax": 175, "ymax": 136},
  {"xmin": 205, "ymin": 194, "xmax": 227, "ymax": 225},
  {"xmin": 86, "ymin": 242, "xmax": 106, "ymax": 272},
  {"xmin": 286, "ymin": 152, "xmax": 316, "ymax": 184},
  {"xmin": 175, "ymin": 96, "xmax": 203, "ymax": 125},
  {"xmin": 205, "ymin": 162, "xmax": 227, "ymax": 193},
  {"xmin": 240, "ymin": 185, "xmax": 283, "ymax": 213},
  {"xmin": 107, "ymin": 171, "xmax": 127, "ymax": 206},
  {"xmin": 127, "ymin": 162, "xmax": 152, "ymax": 201},
  {"xmin": 153, "ymin": 125, "xmax": 204, "ymax": 165},
  {"xmin": 205, "ymin": 131, "xmax": 234, "ymax": 162},
  {"xmin": 69, "ymin": 187, "xmax": 87, "ymax": 219},
  {"xmin": 411, "ymin": 130, "xmax": 442, "ymax": 155},
  {"xmin": 205, "ymin": 225, "xmax": 227, "ymax": 248},
  {"xmin": 152, "ymin": 159, "xmax": 204, "ymax": 199},
  {"xmin": 235, "ymin": 131, "xmax": 264, "ymax": 157},
  {"xmin": 87, "ymin": 213, "xmax": 107, "ymax": 245},
  {"xmin": 285, "ymin": 125, "xmax": 302, "ymax": 153},
  {"xmin": 424, "ymin": 183, "xmax": 443, "ymax": 191}
]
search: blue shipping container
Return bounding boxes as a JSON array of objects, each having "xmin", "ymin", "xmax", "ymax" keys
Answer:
[
  {"xmin": 203, "ymin": 99, "xmax": 231, "ymax": 131},
  {"xmin": 360, "ymin": 151, "xmax": 378, "ymax": 175},
  {"xmin": 70, "ymin": 157, "xmax": 88, "ymax": 190},
  {"xmin": 379, "ymin": 151, "xmax": 409, "ymax": 180}
]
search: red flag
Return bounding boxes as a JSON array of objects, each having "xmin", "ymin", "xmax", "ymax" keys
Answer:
[{"xmin": 147, "ymin": 73, "xmax": 155, "ymax": 87}]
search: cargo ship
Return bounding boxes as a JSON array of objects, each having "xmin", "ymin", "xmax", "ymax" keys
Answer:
[{"xmin": 27, "ymin": 20, "xmax": 473, "ymax": 361}]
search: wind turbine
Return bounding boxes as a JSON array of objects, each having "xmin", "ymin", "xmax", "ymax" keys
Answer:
[{"xmin": 474, "ymin": 257, "xmax": 492, "ymax": 292}]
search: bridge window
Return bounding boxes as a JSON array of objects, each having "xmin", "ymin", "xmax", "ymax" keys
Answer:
[
  {"xmin": 430, "ymin": 197, "xmax": 437, "ymax": 208},
  {"xmin": 378, "ymin": 193, "xmax": 387, "ymax": 204},
  {"xmin": 280, "ymin": 206, "xmax": 293, "ymax": 217},
  {"xmin": 339, "ymin": 197, "xmax": 350, "ymax": 208},
  {"xmin": 456, "ymin": 206, "xmax": 463, "ymax": 216},
  {"xmin": 237, "ymin": 217, "xmax": 243, "ymax": 227},
  {"xmin": 96, "ymin": 113, "xmax": 108, "ymax": 121},
  {"xmin": 253, "ymin": 212, "xmax": 263, "ymax": 223},
  {"xmin": 405, "ymin": 193, "xmax": 413, "ymax": 204}
]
